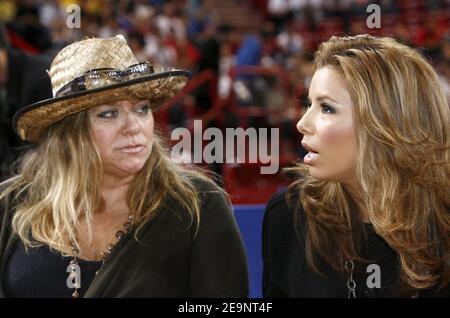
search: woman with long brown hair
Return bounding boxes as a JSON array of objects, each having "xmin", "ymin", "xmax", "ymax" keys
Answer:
[{"xmin": 263, "ymin": 34, "xmax": 449, "ymax": 297}]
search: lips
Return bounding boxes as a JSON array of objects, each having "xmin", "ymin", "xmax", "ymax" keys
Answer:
[
  {"xmin": 301, "ymin": 141, "xmax": 319, "ymax": 164},
  {"xmin": 117, "ymin": 144, "xmax": 145, "ymax": 154},
  {"xmin": 301, "ymin": 142, "xmax": 319, "ymax": 154}
]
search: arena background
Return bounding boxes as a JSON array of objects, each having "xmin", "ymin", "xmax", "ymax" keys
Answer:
[{"xmin": 0, "ymin": 0, "xmax": 449, "ymax": 297}]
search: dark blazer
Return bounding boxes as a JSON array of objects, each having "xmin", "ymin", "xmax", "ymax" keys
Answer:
[
  {"xmin": 0, "ymin": 49, "xmax": 52, "ymax": 180},
  {"xmin": 0, "ymin": 178, "xmax": 249, "ymax": 297},
  {"xmin": 5, "ymin": 48, "xmax": 53, "ymax": 114},
  {"xmin": 262, "ymin": 190, "xmax": 450, "ymax": 298}
]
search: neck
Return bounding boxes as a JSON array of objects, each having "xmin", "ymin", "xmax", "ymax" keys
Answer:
[
  {"xmin": 344, "ymin": 182, "xmax": 370, "ymax": 224},
  {"xmin": 98, "ymin": 174, "xmax": 134, "ymax": 216}
]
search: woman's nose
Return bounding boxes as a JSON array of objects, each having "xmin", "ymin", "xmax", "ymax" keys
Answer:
[
  {"xmin": 123, "ymin": 112, "xmax": 141, "ymax": 136},
  {"xmin": 297, "ymin": 109, "xmax": 312, "ymax": 135}
]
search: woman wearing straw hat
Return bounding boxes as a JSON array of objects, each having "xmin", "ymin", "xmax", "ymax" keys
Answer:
[{"xmin": 0, "ymin": 35, "xmax": 249, "ymax": 298}]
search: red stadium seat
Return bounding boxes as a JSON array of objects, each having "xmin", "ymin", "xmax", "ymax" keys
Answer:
[{"xmin": 222, "ymin": 156, "xmax": 295, "ymax": 204}]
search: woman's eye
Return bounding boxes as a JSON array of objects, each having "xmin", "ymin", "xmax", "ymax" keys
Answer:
[
  {"xmin": 321, "ymin": 103, "xmax": 335, "ymax": 114},
  {"xmin": 136, "ymin": 104, "xmax": 151, "ymax": 115},
  {"xmin": 98, "ymin": 110, "xmax": 118, "ymax": 118}
]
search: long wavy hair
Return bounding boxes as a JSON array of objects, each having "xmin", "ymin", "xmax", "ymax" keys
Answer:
[
  {"xmin": 287, "ymin": 35, "xmax": 450, "ymax": 296},
  {"xmin": 0, "ymin": 107, "xmax": 217, "ymax": 255}
]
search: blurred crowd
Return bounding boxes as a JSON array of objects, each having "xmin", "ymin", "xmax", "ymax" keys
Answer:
[
  {"xmin": 1, "ymin": 0, "xmax": 449, "ymax": 94},
  {"xmin": 0, "ymin": 0, "xmax": 449, "ymax": 179}
]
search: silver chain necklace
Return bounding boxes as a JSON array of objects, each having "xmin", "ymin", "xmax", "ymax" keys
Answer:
[
  {"xmin": 345, "ymin": 259, "xmax": 421, "ymax": 298},
  {"xmin": 345, "ymin": 259, "xmax": 357, "ymax": 298}
]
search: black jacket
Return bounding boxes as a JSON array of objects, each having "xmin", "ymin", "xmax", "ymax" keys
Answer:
[
  {"xmin": 262, "ymin": 190, "xmax": 450, "ymax": 298},
  {"xmin": 0, "ymin": 49, "xmax": 52, "ymax": 180},
  {"xmin": 0, "ymin": 178, "xmax": 249, "ymax": 297}
]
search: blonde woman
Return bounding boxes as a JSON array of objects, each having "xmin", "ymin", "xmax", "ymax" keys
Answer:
[
  {"xmin": 263, "ymin": 35, "xmax": 449, "ymax": 298},
  {"xmin": 0, "ymin": 35, "xmax": 248, "ymax": 298}
]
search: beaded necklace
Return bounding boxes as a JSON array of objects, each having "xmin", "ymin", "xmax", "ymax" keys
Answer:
[{"xmin": 66, "ymin": 213, "xmax": 134, "ymax": 298}]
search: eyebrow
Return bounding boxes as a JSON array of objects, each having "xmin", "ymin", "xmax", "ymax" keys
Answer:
[
  {"xmin": 308, "ymin": 94, "xmax": 341, "ymax": 105},
  {"xmin": 93, "ymin": 105, "xmax": 117, "ymax": 111}
]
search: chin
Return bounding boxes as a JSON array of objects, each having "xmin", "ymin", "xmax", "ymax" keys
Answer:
[
  {"xmin": 116, "ymin": 158, "xmax": 147, "ymax": 175},
  {"xmin": 308, "ymin": 167, "xmax": 337, "ymax": 182},
  {"xmin": 124, "ymin": 163, "xmax": 147, "ymax": 175}
]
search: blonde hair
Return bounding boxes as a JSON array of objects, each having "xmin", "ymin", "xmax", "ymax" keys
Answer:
[
  {"xmin": 1, "ymin": 108, "xmax": 217, "ymax": 255},
  {"xmin": 288, "ymin": 35, "xmax": 450, "ymax": 296}
]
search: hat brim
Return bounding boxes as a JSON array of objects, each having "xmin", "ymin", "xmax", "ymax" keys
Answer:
[{"xmin": 14, "ymin": 70, "xmax": 191, "ymax": 142}]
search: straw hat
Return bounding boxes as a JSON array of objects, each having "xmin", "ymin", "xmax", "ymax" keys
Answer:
[{"xmin": 13, "ymin": 34, "xmax": 190, "ymax": 142}]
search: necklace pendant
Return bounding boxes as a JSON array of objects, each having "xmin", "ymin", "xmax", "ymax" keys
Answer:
[
  {"xmin": 65, "ymin": 211, "xmax": 133, "ymax": 298},
  {"xmin": 66, "ymin": 257, "xmax": 81, "ymax": 298}
]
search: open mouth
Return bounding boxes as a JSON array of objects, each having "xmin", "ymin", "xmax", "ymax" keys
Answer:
[
  {"xmin": 305, "ymin": 151, "xmax": 319, "ymax": 158},
  {"xmin": 301, "ymin": 142, "xmax": 319, "ymax": 164}
]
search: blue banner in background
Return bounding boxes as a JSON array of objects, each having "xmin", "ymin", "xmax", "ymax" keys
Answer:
[{"xmin": 233, "ymin": 204, "xmax": 265, "ymax": 298}]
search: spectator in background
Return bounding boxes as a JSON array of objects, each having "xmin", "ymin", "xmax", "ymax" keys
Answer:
[
  {"xmin": 191, "ymin": 22, "xmax": 219, "ymax": 112},
  {"xmin": 0, "ymin": 23, "xmax": 52, "ymax": 181},
  {"xmin": 267, "ymin": 0, "xmax": 290, "ymax": 33},
  {"xmin": 276, "ymin": 22, "xmax": 304, "ymax": 68},
  {"xmin": 127, "ymin": 30, "xmax": 148, "ymax": 62},
  {"xmin": 8, "ymin": 3, "xmax": 52, "ymax": 53},
  {"xmin": 232, "ymin": 34, "xmax": 264, "ymax": 108},
  {"xmin": 155, "ymin": 1, "xmax": 186, "ymax": 41}
]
